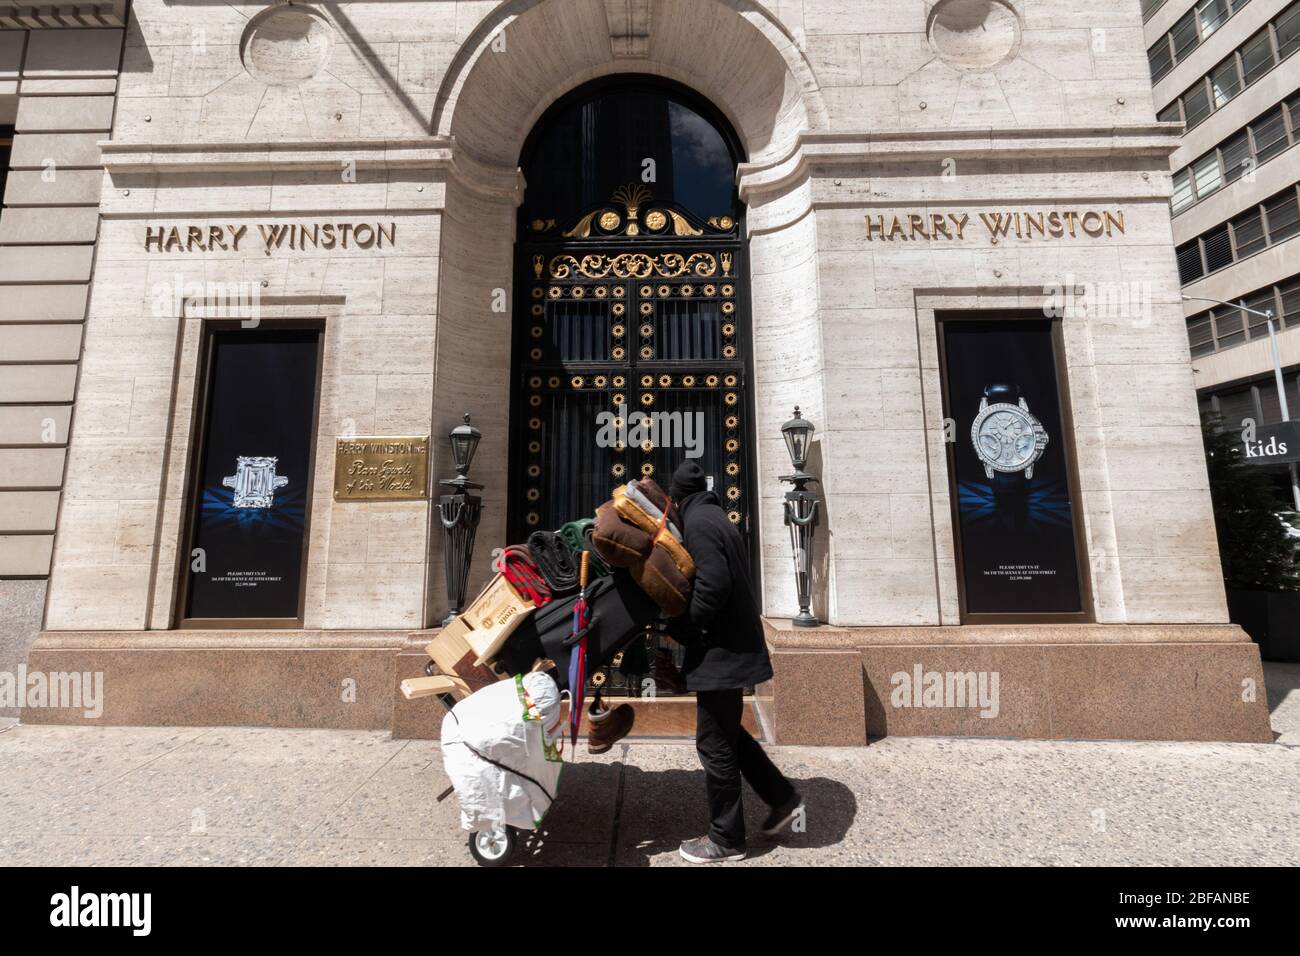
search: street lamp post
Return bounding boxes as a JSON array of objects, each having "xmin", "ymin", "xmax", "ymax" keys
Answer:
[
  {"xmin": 1183, "ymin": 294, "xmax": 1300, "ymax": 511},
  {"xmin": 439, "ymin": 413, "xmax": 483, "ymax": 626},
  {"xmin": 780, "ymin": 406, "xmax": 820, "ymax": 628}
]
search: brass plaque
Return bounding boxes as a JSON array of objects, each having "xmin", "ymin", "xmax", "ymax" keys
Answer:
[{"xmin": 333, "ymin": 436, "xmax": 429, "ymax": 501}]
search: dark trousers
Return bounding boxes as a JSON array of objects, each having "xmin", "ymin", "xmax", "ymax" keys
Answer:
[{"xmin": 695, "ymin": 688, "xmax": 795, "ymax": 849}]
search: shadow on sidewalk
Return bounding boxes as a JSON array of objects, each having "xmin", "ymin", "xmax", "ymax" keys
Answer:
[{"xmin": 510, "ymin": 760, "xmax": 858, "ymax": 866}]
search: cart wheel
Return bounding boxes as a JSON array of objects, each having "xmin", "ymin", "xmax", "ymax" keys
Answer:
[{"xmin": 468, "ymin": 827, "xmax": 517, "ymax": 867}]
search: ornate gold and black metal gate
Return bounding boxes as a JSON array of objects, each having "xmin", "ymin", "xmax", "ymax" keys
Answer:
[{"xmin": 508, "ymin": 183, "xmax": 752, "ymax": 545}]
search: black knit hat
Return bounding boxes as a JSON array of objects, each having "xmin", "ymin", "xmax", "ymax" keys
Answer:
[{"xmin": 669, "ymin": 460, "xmax": 707, "ymax": 500}]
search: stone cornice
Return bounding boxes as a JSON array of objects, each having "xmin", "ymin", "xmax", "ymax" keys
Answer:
[
  {"xmin": 0, "ymin": 0, "xmax": 126, "ymax": 27},
  {"xmin": 738, "ymin": 124, "xmax": 1184, "ymax": 203},
  {"xmin": 99, "ymin": 137, "xmax": 526, "ymax": 205}
]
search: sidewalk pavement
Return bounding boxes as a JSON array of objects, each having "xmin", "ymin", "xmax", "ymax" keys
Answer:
[{"xmin": 1, "ymin": 663, "xmax": 1297, "ymax": 867}]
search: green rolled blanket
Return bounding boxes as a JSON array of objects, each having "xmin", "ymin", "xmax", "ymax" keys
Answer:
[{"xmin": 560, "ymin": 517, "xmax": 609, "ymax": 576}]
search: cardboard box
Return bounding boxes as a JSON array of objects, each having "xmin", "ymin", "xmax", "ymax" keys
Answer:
[
  {"xmin": 425, "ymin": 615, "xmax": 504, "ymax": 690},
  {"xmin": 424, "ymin": 574, "xmax": 535, "ymax": 685},
  {"xmin": 459, "ymin": 572, "xmax": 536, "ymax": 664}
]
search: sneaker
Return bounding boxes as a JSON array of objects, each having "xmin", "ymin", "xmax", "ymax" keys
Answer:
[
  {"xmin": 650, "ymin": 650, "xmax": 688, "ymax": 695},
  {"xmin": 586, "ymin": 702, "xmax": 634, "ymax": 754},
  {"xmin": 679, "ymin": 835, "xmax": 745, "ymax": 864},
  {"xmin": 761, "ymin": 792, "xmax": 803, "ymax": 836}
]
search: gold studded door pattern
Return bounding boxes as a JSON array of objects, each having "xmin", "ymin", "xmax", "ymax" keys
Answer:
[{"xmin": 510, "ymin": 189, "xmax": 750, "ymax": 541}]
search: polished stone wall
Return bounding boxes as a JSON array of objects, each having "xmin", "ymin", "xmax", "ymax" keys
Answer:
[{"xmin": 41, "ymin": 0, "xmax": 1226, "ymax": 635}]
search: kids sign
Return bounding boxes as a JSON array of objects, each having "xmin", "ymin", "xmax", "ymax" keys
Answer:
[{"xmin": 1235, "ymin": 422, "xmax": 1300, "ymax": 466}]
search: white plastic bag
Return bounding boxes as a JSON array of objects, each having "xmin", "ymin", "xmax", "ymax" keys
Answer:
[{"xmin": 440, "ymin": 671, "xmax": 564, "ymax": 833}]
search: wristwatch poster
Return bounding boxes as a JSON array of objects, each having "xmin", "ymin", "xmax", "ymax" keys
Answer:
[
  {"xmin": 941, "ymin": 319, "xmax": 1084, "ymax": 617},
  {"xmin": 970, "ymin": 383, "xmax": 1049, "ymax": 495}
]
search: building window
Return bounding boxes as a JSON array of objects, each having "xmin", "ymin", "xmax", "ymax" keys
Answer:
[
  {"xmin": 1171, "ymin": 97, "xmax": 1300, "ymax": 216},
  {"xmin": 1219, "ymin": 129, "xmax": 1252, "ymax": 183},
  {"xmin": 1281, "ymin": 275, "xmax": 1300, "ymax": 326},
  {"xmin": 1184, "ymin": 274, "xmax": 1300, "ymax": 356},
  {"xmin": 1142, "ymin": 0, "xmax": 1168, "ymax": 23},
  {"xmin": 1202, "ymin": 223, "xmax": 1234, "ymax": 272},
  {"xmin": 1192, "ymin": 152, "xmax": 1223, "ymax": 199},
  {"xmin": 1179, "ymin": 185, "xmax": 1300, "ymax": 284},
  {"xmin": 1172, "ymin": 11, "xmax": 1202, "ymax": 63},
  {"xmin": 1215, "ymin": 387, "xmax": 1258, "ymax": 430},
  {"xmin": 1178, "ymin": 240, "xmax": 1205, "ymax": 283},
  {"xmin": 1215, "ymin": 305, "xmax": 1247, "ymax": 349},
  {"xmin": 1232, "ymin": 207, "xmax": 1267, "ymax": 258},
  {"xmin": 1198, "ymin": 0, "xmax": 1232, "ymax": 38},
  {"xmin": 1278, "ymin": 2, "xmax": 1300, "ymax": 59},
  {"xmin": 1209, "ymin": 58, "xmax": 1241, "ymax": 108},
  {"xmin": 1149, "ymin": 38, "xmax": 1175, "ymax": 83},
  {"xmin": 1185, "ymin": 82, "xmax": 1213, "ymax": 127},
  {"xmin": 1240, "ymin": 27, "xmax": 1276, "ymax": 85},
  {"xmin": 1188, "ymin": 312, "xmax": 1216, "ymax": 356},
  {"xmin": 1160, "ymin": 1, "xmax": 1299, "ymax": 133},
  {"xmin": 1148, "ymin": 0, "xmax": 1258, "ymax": 81},
  {"xmin": 1243, "ymin": 289, "xmax": 1276, "ymax": 338},
  {"xmin": 1172, "ymin": 168, "xmax": 1196, "ymax": 213},
  {"xmin": 1265, "ymin": 189, "xmax": 1300, "ymax": 243},
  {"xmin": 1251, "ymin": 106, "xmax": 1289, "ymax": 162},
  {"xmin": 1205, "ymin": 376, "xmax": 1300, "ymax": 430}
]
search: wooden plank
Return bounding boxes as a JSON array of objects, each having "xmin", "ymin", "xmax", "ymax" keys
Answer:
[{"xmin": 400, "ymin": 675, "xmax": 467, "ymax": 700}]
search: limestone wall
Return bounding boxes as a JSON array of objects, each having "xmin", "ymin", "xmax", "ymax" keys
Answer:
[{"xmin": 42, "ymin": 0, "xmax": 1225, "ymax": 631}]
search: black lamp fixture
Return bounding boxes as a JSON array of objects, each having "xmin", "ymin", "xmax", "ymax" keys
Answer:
[
  {"xmin": 439, "ymin": 413, "xmax": 484, "ymax": 625},
  {"xmin": 779, "ymin": 406, "xmax": 820, "ymax": 628},
  {"xmin": 781, "ymin": 406, "xmax": 815, "ymax": 477},
  {"xmin": 447, "ymin": 413, "xmax": 482, "ymax": 487}
]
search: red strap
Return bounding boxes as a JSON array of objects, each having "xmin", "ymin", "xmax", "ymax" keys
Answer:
[{"xmin": 493, "ymin": 545, "xmax": 553, "ymax": 607}]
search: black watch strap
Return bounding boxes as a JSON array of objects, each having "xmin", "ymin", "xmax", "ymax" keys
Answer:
[{"xmin": 983, "ymin": 383, "xmax": 1020, "ymax": 404}]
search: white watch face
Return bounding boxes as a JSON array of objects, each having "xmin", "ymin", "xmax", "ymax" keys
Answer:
[{"xmin": 973, "ymin": 405, "xmax": 1042, "ymax": 472}]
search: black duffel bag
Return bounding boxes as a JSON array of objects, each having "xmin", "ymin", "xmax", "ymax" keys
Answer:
[{"xmin": 494, "ymin": 569, "xmax": 659, "ymax": 690}]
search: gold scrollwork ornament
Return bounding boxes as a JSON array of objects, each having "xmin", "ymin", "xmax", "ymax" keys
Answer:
[{"xmin": 549, "ymin": 252, "xmax": 716, "ymax": 280}]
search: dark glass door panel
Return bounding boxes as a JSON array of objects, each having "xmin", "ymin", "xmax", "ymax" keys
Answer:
[{"xmin": 511, "ymin": 234, "xmax": 750, "ymax": 540}]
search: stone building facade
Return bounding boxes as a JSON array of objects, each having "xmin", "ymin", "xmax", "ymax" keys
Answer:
[
  {"xmin": 8, "ymin": 0, "xmax": 1273, "ymax": 743},
  {"xmin": 0, "ymin": 5, "xmax": 129, "ymax": 716}
]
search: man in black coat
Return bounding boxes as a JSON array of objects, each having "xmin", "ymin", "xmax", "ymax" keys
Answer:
[{"xmin": 668, "ymin": 460, "xmax": 802, "ymax": 863}]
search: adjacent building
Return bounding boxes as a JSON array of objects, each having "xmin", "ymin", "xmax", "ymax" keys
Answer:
[{"xmin": 1145, "ymin": 0, "xmax": 1300, "ymax": 455}]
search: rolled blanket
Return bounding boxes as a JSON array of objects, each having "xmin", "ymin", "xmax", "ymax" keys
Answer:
[
  {"xmin": 655, "ymin": 528, "xmax": 695, "ymax": 580},
  {"xmin": 613, "ymin": 483, "xmax": 682, "ymax": 542},
  {"xmin": 492, "ymin": 544, "xmax": 552, "ymax": 608},
  {"xmin": 630, "ymin": 547, "xmax": 691, "ymax": 618},
  {"xmin": 632, "ymin": 477, "xmax": 682, "ymax": 530},
  {"xmin": 493, "ymin": 571, "xmax": 661, "ymax": 691},
  {"xmin": 592, "ymin": 501, "xmax": 651, "ymax": 568},
  {"xmin": 528, "ymin": 529, "xmax": 578, "ymax": 594},
  {"xmin": 560, "ymin": 517, "xmax": 609, "ymax": 577},
  {"xmin": 613, "ymin": 482, "xmax": 693, "ymax": 578},
  {"xmin": 581, "ymin": 522, "xmax": 604, "ymax": 561}
]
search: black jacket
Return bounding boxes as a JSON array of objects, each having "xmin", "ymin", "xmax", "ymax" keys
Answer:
[{"xmin": 671, "ymin": 490, "xmax": 773, "ymax": 691}]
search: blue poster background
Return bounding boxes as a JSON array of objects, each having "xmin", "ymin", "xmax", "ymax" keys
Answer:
[
  {"xmin": 185, "ymin": 329, "xmax": 319, "ymax": 620},
  {"xmin": 942, "ymin": 319, "xmax": 1084, "ymax": 615}
]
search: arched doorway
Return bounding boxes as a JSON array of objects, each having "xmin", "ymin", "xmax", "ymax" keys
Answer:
[{"xmin": 508, "ymin": 76, "xmax": 756, "ymax": 557}]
